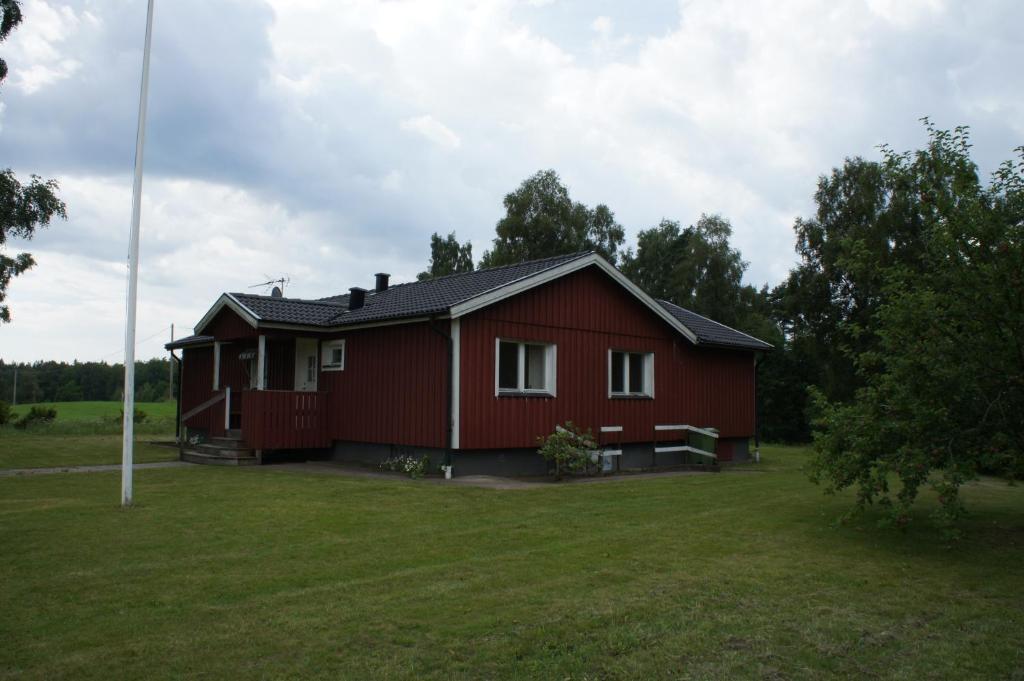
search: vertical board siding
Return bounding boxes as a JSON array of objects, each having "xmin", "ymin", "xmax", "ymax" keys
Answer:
[
  {"xmin": 181, "ymin": 345, "xmax": 216, "ymax": 432},
  {"xmin": 242, "ymin": 390, "xmax": 330, "ymax": 449},
  {"xmin": 202, "ymin": 307, "xmax": 257, "ymax": 339},
  {"xmin": 459, "ymin": 266, "xmax": 756, "ymax": 450},
  {"xmin": 318, "ymin": 322, "xmax": 448, "ymax": 449}
]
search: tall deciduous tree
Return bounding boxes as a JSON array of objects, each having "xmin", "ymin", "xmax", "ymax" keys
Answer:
[
  {"xmin": 417, "ymin": 231, "xmax": 474, "ymax": 281},
  {"xmin": 808, "ymin": 124, "xmax": 1024, "ymax": 531},
  {"xmin": 620, "ymin": 214, "xmax": 749, "ymax": 328},
  {"xmin": 0, "ymin": 0, "xmax": 67, "ymax": 322},
  {"xmin": 480, "ymin": 169, "xmax": 624, "ymax": 267}
]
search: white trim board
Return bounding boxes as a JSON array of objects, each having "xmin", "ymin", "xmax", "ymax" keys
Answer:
[
  {"xmin": 655, "ymin": 445, "xmax": 716, "ymax": 458},
  {"xmin": 654, "ymin": 424, "xmax": 719, "ymax": 438},
  {"xmin": 451, "ymin": 317, "xmax": 461, "ymax": 450},
  {"xmin": 195, "ymin": 293, "xmax": 261, "ymax": 335}
]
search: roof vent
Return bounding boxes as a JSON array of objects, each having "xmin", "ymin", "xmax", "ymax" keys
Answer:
[
  {"xmin": 374, "ymin": 272, "xmax": 390, "ymax": 293},
  {"xmin": 271, "ymin": 286, "xmax": 283, "ymax": 298},
  {"xmin": 348, "ymin": 287, "xmax": 367, "ymax": 311}
]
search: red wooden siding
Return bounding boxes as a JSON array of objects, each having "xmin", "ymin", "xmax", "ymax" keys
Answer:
[
  {"xmin": 180, "ymin": 346, "xmax": 217, "ymax": 432},
  {"xmin": 458, "ymin": 265, "xmax": 756, "ymax": 450},
  {"xmin": 203, "ymin": 307, "xmax": 257, "ymax": 340},
  {"xmin": 318, "ymin": 322, "xmax": 447, "ymax": 449},
  {"xmin": 242, "ymin": 390, "xmax": 331, "ymax": 449}
]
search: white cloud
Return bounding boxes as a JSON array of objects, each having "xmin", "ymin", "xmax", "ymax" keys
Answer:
[
  {"xmin": 591, "ymin": 16, "xmax": 612, "ymax": 36},
  {"xmin": 1, "ymin": 0, "xmax": 1022, "ymax": 362},
  {"xmin": 399, "ymin": 115, "xmax": 462, "ymax": 150},
  {"xmin": 3, "ymin": 0, "xmax": 84, "ymax": 93}
]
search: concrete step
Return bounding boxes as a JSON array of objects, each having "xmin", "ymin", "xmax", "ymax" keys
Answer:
[
  {"xmin": 182, "ymin": 450, "xmax": 258, "ymax": 466},
  {"xmin": 195, "ymin": 442, "xmax": 254, "ymax": 458},
  {"xmin": 202, "ymin": 438, "xmax": 250, "ymax": 448}
]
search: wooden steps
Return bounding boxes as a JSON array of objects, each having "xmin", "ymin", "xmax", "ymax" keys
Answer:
[{"xmin": 181, "ymin": 434, "xmax": 258, "ymax": 466}]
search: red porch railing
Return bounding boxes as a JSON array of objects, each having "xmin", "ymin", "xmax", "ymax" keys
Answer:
[{"xmin": 241, "ymin": 390, "xmax": 331, "ymax": 450}]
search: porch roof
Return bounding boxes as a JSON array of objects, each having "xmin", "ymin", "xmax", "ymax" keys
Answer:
[{"xmin": 165, "ymin": 334, "xmax": 214, "ymax": 350}]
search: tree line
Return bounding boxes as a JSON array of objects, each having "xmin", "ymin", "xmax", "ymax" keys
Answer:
[
  {"xmin": 419, "ymin": 122, "xmax": 1023, "ymax": 528},
  {"xmin": 0, "ymin": 359, "xmax": 176, "ymax": 405}
]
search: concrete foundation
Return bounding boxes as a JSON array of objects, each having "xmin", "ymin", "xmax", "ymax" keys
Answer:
[{"xmin": 328, "ymin": 439, "xmax": 739, "ymax": 477}]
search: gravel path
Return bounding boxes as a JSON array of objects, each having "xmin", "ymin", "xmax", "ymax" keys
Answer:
[
  {"xmin": 0, "ymin": 461, "xmax": 191, "ymax": 477},
  {"xmin": 261, "ymin": 461, "xmax": 721, "ymax": 490}
]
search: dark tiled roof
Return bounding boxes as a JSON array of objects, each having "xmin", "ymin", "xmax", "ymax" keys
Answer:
[
  {"xmin": 657, "ymin": 300, "xmax": 773, "ymax": 351},
  {"xmin": 229, "ymin": 252, "xmax": 592, "ymax": 327},
  {"xmin": 193, "ymin": 251, "xmax": 770, "ymax": 352},
  {"xmin": 230, "ymin": 295, "xmax": 346, "ymax": 326}
]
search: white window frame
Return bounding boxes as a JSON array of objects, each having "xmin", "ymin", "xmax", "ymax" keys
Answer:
[
  {"xmin": 608, "ymin": 349, "xmax": 654, "ymax": 398},
  {"xmin": 494, "ymin": 338, "xmax": 557, "ymax": 397},
  {"xmin": 321, "ymin": 339, "xmax": 346, "ymax": 371}
]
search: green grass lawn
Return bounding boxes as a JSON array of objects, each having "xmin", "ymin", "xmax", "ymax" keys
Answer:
[
  {"xmin": 1, "ymin": 445, "xmax": 1022, "ymax": 680},
  {"xmin": 0, "ymin": 433, "xmax": 177, "ymax": 469}
]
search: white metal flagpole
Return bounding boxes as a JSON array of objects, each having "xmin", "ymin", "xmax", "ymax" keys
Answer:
[{"xmin": 122, "ymin": 0, "xmax": 156, "ymax": 507}]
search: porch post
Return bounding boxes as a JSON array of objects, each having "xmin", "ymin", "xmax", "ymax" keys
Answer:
[
  {"xmin": 213, "ymin": 341, "xmax": 222, "ymax": 390},
  {"xmin": 256, "ymin": 335, "xmax": 266, "ymax": 390}
]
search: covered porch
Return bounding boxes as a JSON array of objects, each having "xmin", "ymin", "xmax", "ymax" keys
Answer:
[{"xmin": 172, "ymin": 332, "xmax": 333, "ymax": 458}]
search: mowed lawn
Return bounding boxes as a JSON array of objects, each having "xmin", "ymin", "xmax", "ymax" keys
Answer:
[
  {"xmin": 1, "ymin": 401, "xmax": 178, "ymax": 469},
  {"xmin": 0, "ymin": 434, "xmax": 177, "ymax": 469},
  {"xmin": 1, "ymin": 447, "xmax": 1022, "ymax": 680}
]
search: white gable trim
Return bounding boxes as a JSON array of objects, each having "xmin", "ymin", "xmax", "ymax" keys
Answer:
[
  {"xmin": 194, "ymin": 293, "xmax": 261, "ymax": 335},
  {"xmin": 449, "ymin": 254, "xmax": 699, "ymax": 344}
]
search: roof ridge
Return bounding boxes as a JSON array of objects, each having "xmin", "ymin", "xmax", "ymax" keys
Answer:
[
  {"xmin": 231, "ymin": 293, "xmax": 347, "ymax": 308},
  {"xmin": 315, "ymin": 251, "xmax": 593, "ymax": 301},
  {"xmin": 417, "ymin": 250, "xmax": 592, "ymax": 285}
]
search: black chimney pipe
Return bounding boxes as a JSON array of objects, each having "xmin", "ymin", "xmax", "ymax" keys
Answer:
[
  {"xmin": 374, "ymin": 273, "xmax": 390, "ymax": 292},
  {"xmin": 348, "ymin": 287, "xmax": 367, "ymax": 310}
]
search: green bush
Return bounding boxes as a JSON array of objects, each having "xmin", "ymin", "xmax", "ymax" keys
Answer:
[
  {"xmin": 537, "ymin": 421, "xmax": 599, "ymax": 478},
  {"xmin": 15, "ymin": 406, "xmax": 58, "ymax": 430},
  {"xmin": 0, "ymin": 400, "xmax": 10, "ymax": 426}
]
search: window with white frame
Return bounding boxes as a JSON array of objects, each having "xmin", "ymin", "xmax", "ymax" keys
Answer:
[
  {"xmin": 321, "ymin": 339, "xmax": 346, "ymax": 371},
  {"xmin": 496, "ymin": 339, "xmax": 556, "ymax": 396},
  {"xmin": 608, "ymin": 350, "xmax": 654, "ymax": 397}
]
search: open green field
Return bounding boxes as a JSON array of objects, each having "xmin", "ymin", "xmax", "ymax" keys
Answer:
[
  {"xmin": 2, "ymin": 446, "xmax": 1022, "ymax": 680},
  {"xmin": 0, "ymin": 401, "xmax": 177, "ymax": 468},
  {"xmin": 3, "ymin": 400, "xmax": 176, "ymax": 439},
  {"xmin": 7, "ymin": 400, "xmax": 176, "ymax": 422}
]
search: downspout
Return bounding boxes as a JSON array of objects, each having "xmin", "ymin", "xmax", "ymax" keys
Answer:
[
  {"xmin": 171, "ymin": 349, "xmax": 182, "ymax": 443},
  {"xmin": 428, "ymin": 317, "xmax": 454, "ymax": 474}
]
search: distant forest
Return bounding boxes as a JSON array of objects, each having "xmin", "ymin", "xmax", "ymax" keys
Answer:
[{"xmin": 0, "ymin": 359, "xmax": 176, "ymax": 405}]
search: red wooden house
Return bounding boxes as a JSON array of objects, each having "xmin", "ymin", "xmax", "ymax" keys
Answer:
[{"xmin": 166, "ymin": 252, "xmax": 771, "ymax": 474}]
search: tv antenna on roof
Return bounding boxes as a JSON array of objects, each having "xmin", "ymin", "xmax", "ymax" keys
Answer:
[{"xmin": 250, "ymin": 275, "xmax": 290, "ymax": 297}]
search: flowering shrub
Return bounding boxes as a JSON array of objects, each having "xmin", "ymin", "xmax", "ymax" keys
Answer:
[
  {"xmin": 537, "ymin": 421, "xmax": 599, "ymax": 478},
  {"xmin": 380, "ymin": 454, "xmax": 431, "ymax": 479}
]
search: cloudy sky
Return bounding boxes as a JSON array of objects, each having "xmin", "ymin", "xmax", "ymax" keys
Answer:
[{"xmin": 1, "ymin": 0, "xmax": 1021, "ymax": 362}]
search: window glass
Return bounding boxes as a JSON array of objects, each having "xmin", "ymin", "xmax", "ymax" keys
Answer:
[
  {"xmin": 525, "ymin": 344, "xmax": 546, "ymax": 390},
  {"xmin": 331, "ymin": 348, "xmax": 343, "ymax": 365},
  {"xmin": 628, "ymin": 353, "xmax": 645, "ymax": 393},
  {"xmin": 611, "ymin": 351, "xmax": 625, "ymax": 393},
  {"xmin": 498, "ymin": 341, "xmax": 519, "ymax": 390}
]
